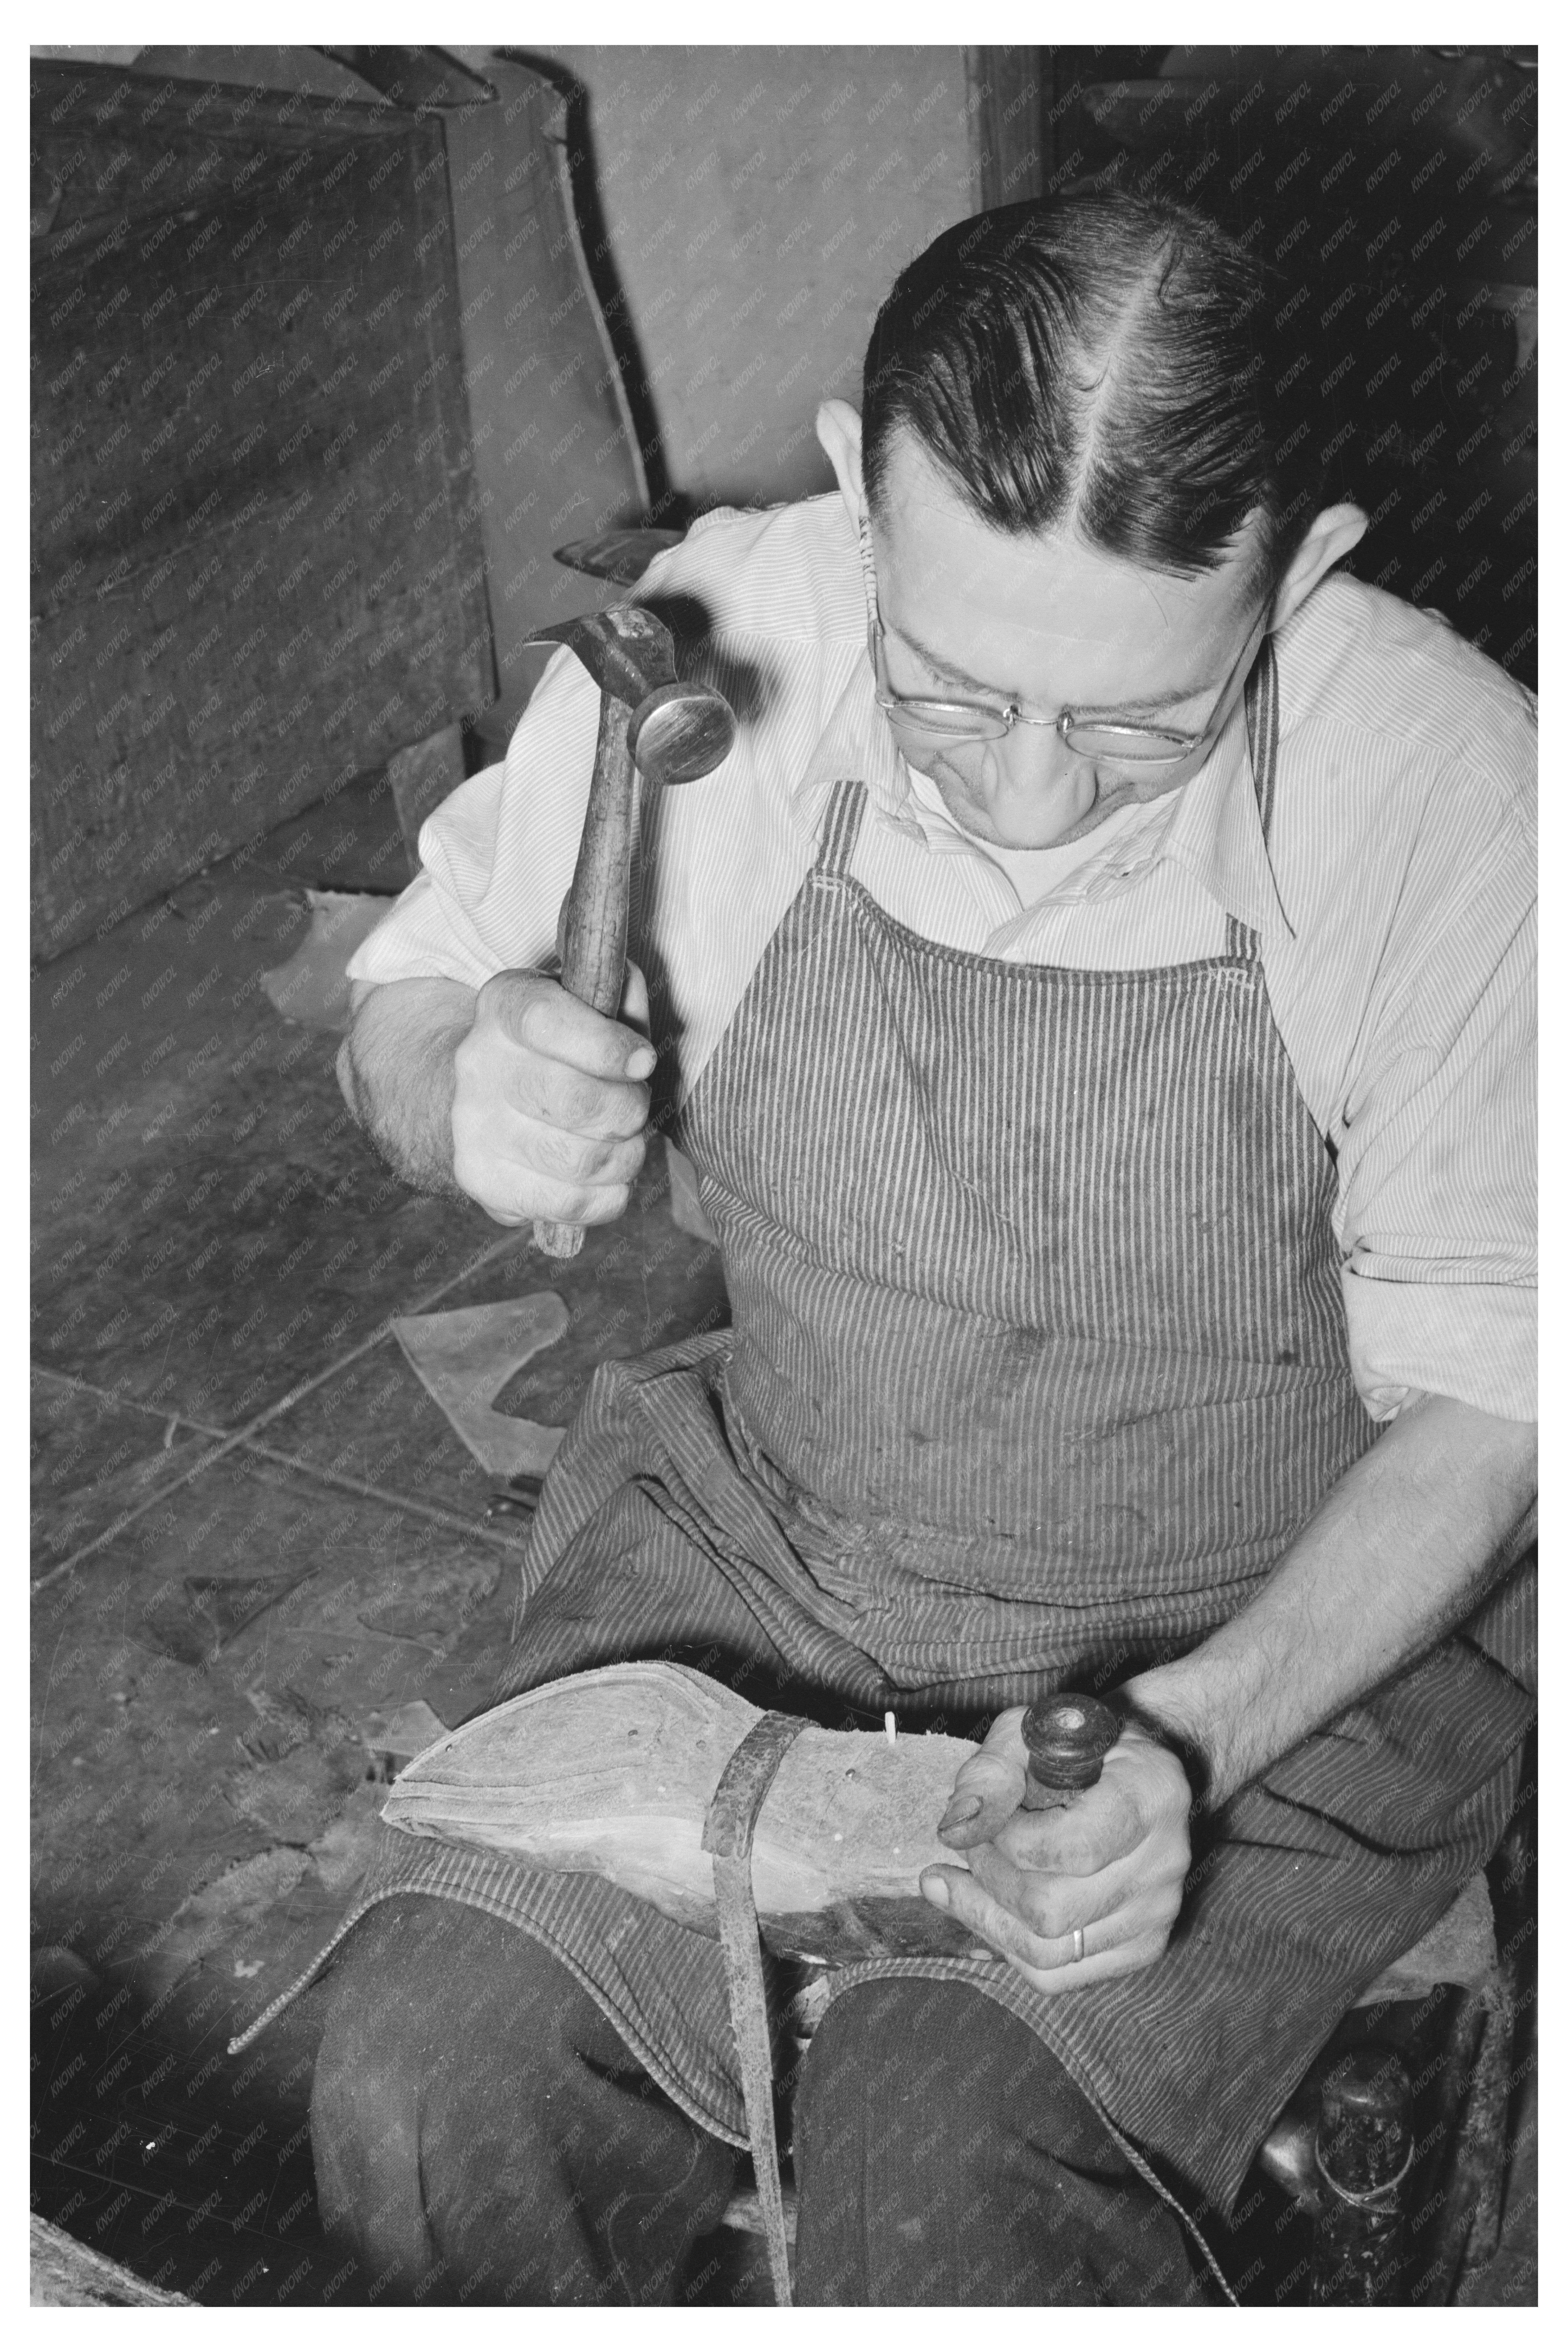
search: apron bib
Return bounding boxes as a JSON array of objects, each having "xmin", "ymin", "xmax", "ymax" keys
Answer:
[{"xmin": 252, "ymin": 648, "xmax": 1532, "ymax": 2223}]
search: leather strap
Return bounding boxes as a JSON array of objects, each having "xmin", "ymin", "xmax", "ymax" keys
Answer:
[{"xmin": 702, "ymin": 1711, "xmax": 807, "ymax": 2307}]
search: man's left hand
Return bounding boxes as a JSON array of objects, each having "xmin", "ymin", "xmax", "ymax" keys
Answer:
[{"xmin": 920, "ymin": 1709, "xmax": 1192, "ymax": 1990}]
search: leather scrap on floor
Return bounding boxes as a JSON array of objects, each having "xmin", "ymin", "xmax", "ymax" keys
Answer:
[
  {"xmin": 391, "ymin": 1293, "xmax": 568, "ymax": 1479},
  {"xmin": 148, "ymin": 1848, "xmax": 313, "ymax": 1982},
  {"xmin": 364, "ymin": 1699, "xmax": 449, "ymax": 1772},
  {"xmin": 309, "ymin": 1783, "xmax": 388, "ymax": 1895},
  {"xmin": 357, "ymin": 1555, "xmax": 497, "ymax": 1645},
  {"xmin": 261, "ymin": 888, "xmax": 394, "ymax": 1032},
  {"xmin": 133, "ymin": 1568, "xmax": 317, "ymax": 1665}
]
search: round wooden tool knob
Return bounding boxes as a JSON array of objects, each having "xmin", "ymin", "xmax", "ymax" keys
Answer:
[{"xmin": 1021, "ymin": 1692, "xmax": 1120, "ymax": 1797}]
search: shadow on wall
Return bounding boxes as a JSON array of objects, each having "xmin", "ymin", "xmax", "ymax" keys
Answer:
[{"xmin": 503, "ymin": 50, "xmax": 685, "ymax": 532}]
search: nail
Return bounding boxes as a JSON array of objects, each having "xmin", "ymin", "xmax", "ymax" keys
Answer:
[
  {"xmin": 938, "ymin": 1794, "xmax": 982, "ymax": 1835},
  {"xmin": 627, "ymin": 1047, "xmax": 655, "ymax": 1079},
  {"xmin": 922, "ymin": 1873, "xmax": 950, "ymax": 1910}
]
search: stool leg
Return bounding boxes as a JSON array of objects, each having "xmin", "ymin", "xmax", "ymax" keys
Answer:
[
  {"xmin": 1418, "ymin": 1985, "xmax": 1508, "ymax": 2303},
  {"xmin": 1455, "ymin": 1984, "xmax": 1511, "ymax": 2295}
]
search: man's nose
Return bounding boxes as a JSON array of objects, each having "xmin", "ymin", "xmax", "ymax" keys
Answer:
[{"xmin": 982, "ymin": 720, "xmax": 1084, "ymax": 809}]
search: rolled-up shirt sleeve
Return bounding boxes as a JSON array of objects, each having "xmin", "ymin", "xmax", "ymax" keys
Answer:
[
  {"xmin": 1336, "ymin": 775, "xmax": 1536, "ymax": 1424},
  {"xmin": 346, "ymin": 643, "xmax": 601, "ymax": 991}
]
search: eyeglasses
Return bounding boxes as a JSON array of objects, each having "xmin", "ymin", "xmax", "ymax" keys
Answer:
[{"xmin": 867, "ymin": 602, "xmax": 1269, "ymax": 769}]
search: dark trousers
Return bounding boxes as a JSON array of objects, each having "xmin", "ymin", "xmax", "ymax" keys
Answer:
[{"xmin": 309, "ymin": 1895, "xmax": 1205, "ymax": 2305}]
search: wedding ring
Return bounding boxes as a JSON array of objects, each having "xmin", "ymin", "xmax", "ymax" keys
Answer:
[{"xmin": 1071, "ymin": 1926, "xmax": 1085, "ymax": 1963}]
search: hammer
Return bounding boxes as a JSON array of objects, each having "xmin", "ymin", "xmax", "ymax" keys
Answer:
[{"xmin": 523, "ymin": 604, "xmax": 736, "ymax": 1258}]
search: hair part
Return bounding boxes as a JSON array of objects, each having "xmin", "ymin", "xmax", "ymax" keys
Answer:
[{"xmin": 862, "ymin": 192, "xmax": 1323, "ymax": 594}]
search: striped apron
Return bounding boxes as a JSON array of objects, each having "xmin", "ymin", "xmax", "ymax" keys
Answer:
[{"xmin": 265, "ymin": 648, "xmax": 1533, "ymax": 2221}]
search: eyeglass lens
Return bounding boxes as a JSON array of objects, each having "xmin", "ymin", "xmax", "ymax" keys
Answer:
[{"xmin": 882, "ymin": 699, "xmax": 1190, "ymax": 762}]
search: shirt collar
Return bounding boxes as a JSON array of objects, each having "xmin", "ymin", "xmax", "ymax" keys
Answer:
[
  {"xmin": 791, "ymin": 645, "xmax": 927, "ymax": 843},
  {"xmin": 792, "ymin": 623, "xmax": 1296, "ymax": 943}
]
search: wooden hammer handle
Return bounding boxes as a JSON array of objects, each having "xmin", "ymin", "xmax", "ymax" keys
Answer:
[{"xmin": 534, "ymin": 690, "xmax": 638, "ymax": 1260}]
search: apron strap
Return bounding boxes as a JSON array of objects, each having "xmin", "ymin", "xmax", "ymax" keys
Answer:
[
  {"xmin": 1228, "ymin": 634, "xmax": 1282, "ymax": 960},
  {"xmin": 1244, "ymin": 635, "xmax": 1280, "ymax": 847},
  {"xmin": 814, "ymin": 777, "xmax": 870, "ymax": 880},
  {"xmin": 702, "ymin": 1711, "xmax": 809, "ymax": 2306}
]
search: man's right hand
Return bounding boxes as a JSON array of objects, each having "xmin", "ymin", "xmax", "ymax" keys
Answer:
[{"xmin": 450, "ymin": 964, "xmax": 655, "ymax": 1229}]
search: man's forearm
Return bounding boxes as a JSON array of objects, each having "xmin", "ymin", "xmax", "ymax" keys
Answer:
[
  {"xmin": 336, "ymin": 975, "xmax": 478, "ymax": 1197},
  {"xmin": 1120, "ymin": 1391, "xmax": 1537, "ymax": 1808}
]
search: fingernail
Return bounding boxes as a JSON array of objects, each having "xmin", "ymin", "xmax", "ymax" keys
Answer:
[
  {"xmin": 921, "ymin": 1874, "xmax": 950, "ymax": 1910},
  {"xmin": 627, "ymin": 1047, "xmax": 655, "ymax": 1078},
  {"xmin": 938, "ymin": 1795, "xmax": 981, "ymax": 1834}
]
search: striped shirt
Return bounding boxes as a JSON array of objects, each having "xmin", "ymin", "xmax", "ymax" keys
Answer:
[{"xmin": 350, "ymin": 496, "xmax": 1537, "ymax": 1425}]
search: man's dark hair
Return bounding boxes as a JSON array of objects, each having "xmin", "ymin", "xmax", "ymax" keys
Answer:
[{"xmin": 862, "ymin": 191, "xmax": 1323, "ymax": 590}]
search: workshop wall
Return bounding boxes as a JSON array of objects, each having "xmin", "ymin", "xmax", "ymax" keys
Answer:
[
  {"xmin": 1041, "ymin": 46, "xmax": 1538, "ymax": 688},
  {"xmin": 455, "ymin": 46, "xmax": 980, "ymax": 511},
  {"xmin": 28, "ymin": 43, "xmax": 657, "ymax": 952},
  {"xmin": 29, "ymin": 56, "xmax": 492, "ymax": 961}
]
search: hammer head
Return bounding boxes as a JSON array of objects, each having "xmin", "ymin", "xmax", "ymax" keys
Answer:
[{"xmin": 527, "ymin": 603, "xmax": 736, "ymax": 787}]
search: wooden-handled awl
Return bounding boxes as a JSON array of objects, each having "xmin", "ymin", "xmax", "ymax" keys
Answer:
[
  {"xmin": 522, "ymin": 605, "xmax": 736, "ymax": 1257},
  {"xmin": 1019, "ymin": 1690, "xmax": 1120, "ymax": 1809}
]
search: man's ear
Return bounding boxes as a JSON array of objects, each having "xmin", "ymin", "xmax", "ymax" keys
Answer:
[
  {"xmin": 1268, "ymin": 503, "xmax": 1368, "ymax": 632},
  {"xmin": 815, "ymin": 400, "xmax": 865, "ymax": 529}
]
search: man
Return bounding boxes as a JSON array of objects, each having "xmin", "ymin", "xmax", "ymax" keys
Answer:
[{"xmin": 308, "ymin": 192, "xmax": 1536, "ymax": 2303}]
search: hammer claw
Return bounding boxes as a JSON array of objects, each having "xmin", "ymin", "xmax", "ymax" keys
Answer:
[{"xmin": 525, "ymin": 607, "xmax": 677, "ymax": 712}]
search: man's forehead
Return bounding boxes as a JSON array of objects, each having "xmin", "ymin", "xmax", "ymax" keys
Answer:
[{"xmin": 871, "ymin": 438, "xmax": 1263, "ymax": 679}]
